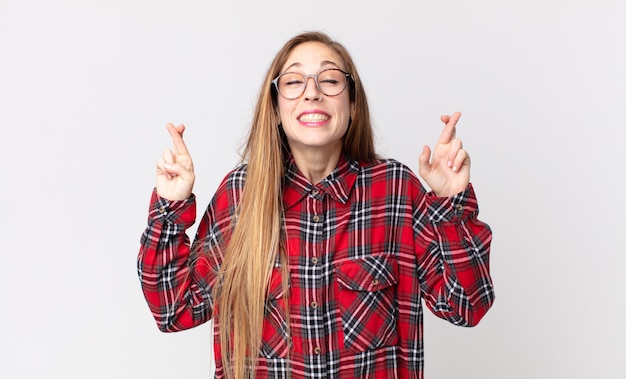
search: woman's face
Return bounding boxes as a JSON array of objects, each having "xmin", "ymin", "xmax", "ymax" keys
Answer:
[{"xmin": 276, "ymin": 42, "xmax": 354, "ymax": 158}]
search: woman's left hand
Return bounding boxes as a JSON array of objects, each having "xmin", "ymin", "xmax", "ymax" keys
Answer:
[{"xmin": 418, "ymin": 112, "xmax": 471, "ymax": 197}]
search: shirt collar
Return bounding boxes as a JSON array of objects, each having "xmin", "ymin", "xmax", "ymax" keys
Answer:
[{"xmin": 283, "ymin": 153, "xmax": 360, "ymax": 210}]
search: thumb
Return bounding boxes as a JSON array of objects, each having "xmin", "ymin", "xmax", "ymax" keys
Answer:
[{"xmin": 418, "ymin": 145, "xmax": 431, "ymax": 176}]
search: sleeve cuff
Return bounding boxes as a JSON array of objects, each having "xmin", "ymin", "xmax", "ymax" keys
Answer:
[
  {"xmin": 425, "ymin": 183, "xmax": 479, "ymax": 223},
  {"xmin": 147, "ymin": 188, "xmax": 196, "ymax": 227}
]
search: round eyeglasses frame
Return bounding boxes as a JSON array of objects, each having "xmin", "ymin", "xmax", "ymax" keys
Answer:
[{"xmin": 271, "ymin": 68, "xmax": 354, "ymax": 100}]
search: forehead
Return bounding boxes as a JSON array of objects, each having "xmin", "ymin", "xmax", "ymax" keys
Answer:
[{"xmin": 282, "ymin": 41, "xmax": 344, "ymax": 71}]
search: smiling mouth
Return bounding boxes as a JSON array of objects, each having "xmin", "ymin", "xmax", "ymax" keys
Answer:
[{"xmin": 298, "ymin": 113, "xmax": 329, "ymax": 123}]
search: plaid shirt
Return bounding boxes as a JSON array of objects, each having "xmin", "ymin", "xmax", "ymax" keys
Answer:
[{"xmin": 138, "ymin": 155, "xmax": 495, "ymax": 379}]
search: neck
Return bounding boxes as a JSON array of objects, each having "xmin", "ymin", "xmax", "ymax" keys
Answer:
[{"xmin": 290, "ymin": 145, "xmax": 342, "ymax": 184}]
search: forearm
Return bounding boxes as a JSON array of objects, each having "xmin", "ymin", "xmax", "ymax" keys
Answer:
[
  {"xmin": 137, "ymin": 189, "xmax": 212, "ymax": 331},
  {"xmin": 417, "ymin": 184, "xmax": 495, "ymax": 326}
]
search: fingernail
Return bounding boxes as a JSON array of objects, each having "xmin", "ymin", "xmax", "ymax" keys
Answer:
[
  {"xmin": 164, "ymin": 163, "xmax": 172, "ymax": 169},
  {"xmin": 447, "ymin": 161, "xmax": 452, "ymax": 167},
  {"xmin": 452, "ymin": 166, "xmax": 458, "ymax": 172}
]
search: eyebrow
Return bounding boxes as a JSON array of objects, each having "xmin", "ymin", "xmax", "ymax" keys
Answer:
[{"xmin": 283, "ymin": 60, "xmax": 340, "ymax": 72}]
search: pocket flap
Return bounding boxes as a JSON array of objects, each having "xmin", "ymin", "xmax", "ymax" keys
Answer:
[
  {"xmin": 335, "ymin": 256, "xmax": 398, "ymax": 291},
  {"xmin": 267, "ymin": 268, "xmax": 286, "ymax": 300}
]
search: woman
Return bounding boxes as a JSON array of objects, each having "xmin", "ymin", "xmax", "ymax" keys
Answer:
[{"xmin": 138, "ymin": 31, "xmax": 495, "ymax": 379}]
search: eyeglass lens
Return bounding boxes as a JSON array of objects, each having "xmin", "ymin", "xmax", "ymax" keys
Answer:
[{"xmin": 276, "ymin": 69, "xmax": 348, "ymax": 99}]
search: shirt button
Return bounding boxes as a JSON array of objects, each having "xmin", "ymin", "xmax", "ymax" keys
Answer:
[
  {"xmin": 158, "ymin": 206, "xmax": 165, "ymax": 214},
  {"xmin": 312, "ymin": 215, "xmax": 320, "ymax": 222},
  {"xmin": 455, "ymin": 204, "xmax": 463, "ymax": 211},
  {"xmin": 310, "ymin": 301, "xmax": 318, "ymax": 309},
  {"xmin": 372, "ymin": 279, "xmax": 380, "ymax": 286},
  {"xmin": 311, "ymin": 188, "xmax": 319, "ymax": 196},
  {"xmin": 313, "ymin": 347, "xmax": 322, "ymax": 355},
  {"xmin": 311, "ymin": 257, "xmax": 318, "ymax": 265}
]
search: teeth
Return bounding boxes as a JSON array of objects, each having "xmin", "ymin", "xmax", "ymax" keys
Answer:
[{"xmin": 299, "ymin": 113, "xmax": 329, "ymax": 122}]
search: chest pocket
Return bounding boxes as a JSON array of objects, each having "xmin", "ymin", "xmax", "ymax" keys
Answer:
[
  {"xmin": 260, "ymin": 268, "xmax": 290, "ymax": 358},
  {"xmin": 335, "ymin": 255, "xmax": 399, "ymax": 352}
]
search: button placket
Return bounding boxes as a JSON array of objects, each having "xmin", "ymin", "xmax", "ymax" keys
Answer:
[{"xmin": 302, "ymin": 185, "xmax": 326, "ymax": 360}]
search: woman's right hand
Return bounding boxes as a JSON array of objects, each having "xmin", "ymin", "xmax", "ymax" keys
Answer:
[{"xmin": 156, "ymin": 123, "xmax": 195, "ymax": 201}]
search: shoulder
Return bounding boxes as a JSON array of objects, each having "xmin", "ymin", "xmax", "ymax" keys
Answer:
[
  {"xmin": 359, "ymin": 158, "xmax": 418, "ymax": 180},
  {"xmin": 356, "ymin": 158, "xmax": 425, "ymax": 195},
  {"xmin": 209, "ymin": 164, "xmax": 247, "ymax": 209},
  {"xmin": 221, "ymin": 164, "xmax": 248, "ymax": 190}
]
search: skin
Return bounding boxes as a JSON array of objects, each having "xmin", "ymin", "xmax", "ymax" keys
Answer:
[
  {"xmin": 155, "ymin": 46, "xmax": 471, "ymax": 200},
  {"xmin": 275, "ymin": 42, "xmax": 355, "ymax": 184},
  {"xmin": 418, "ymin": 111, "xmax": 471, "ymax": 197},
  {"xmin": 156, "ymin": 122, "xmax": 195, "ymax": 201}
]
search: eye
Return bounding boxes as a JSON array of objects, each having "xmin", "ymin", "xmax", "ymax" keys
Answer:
[
  {"xmin": 318, "ymin": 69, "xmax": 344, "ymax": 86},
  {"xmin": 279, "ymin": 73, "xmax": 305, "ymax": 87},
  {"xmin": 285, "ymin": 79, "xmax": 304, "ymax": 86},
  {"xmin": 320, "ymin": 78, "xmax": 339, "ymax": 85}
]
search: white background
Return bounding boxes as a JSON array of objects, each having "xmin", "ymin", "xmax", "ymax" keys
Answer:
[{"xmin": 1, "ymin": 0, "xmax": 625, "ymax": 378}]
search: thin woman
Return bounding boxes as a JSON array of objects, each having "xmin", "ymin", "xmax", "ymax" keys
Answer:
[{"xmin": 138, "ymin": 31, "xmax": 495, "ymax": 379}]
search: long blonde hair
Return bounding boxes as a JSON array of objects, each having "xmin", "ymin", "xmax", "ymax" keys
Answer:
[{"xmin": 213, "ymin": 31, "xmax": 377, "ymax": 379}]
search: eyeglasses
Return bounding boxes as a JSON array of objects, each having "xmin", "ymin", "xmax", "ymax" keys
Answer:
[{"xmin": 271, "ymin": 68, "xmax": 353, "ymax": 100}]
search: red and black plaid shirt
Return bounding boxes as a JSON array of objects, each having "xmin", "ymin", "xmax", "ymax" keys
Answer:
[{"xmin": 138, "ymin": 155, "xmax": 495, "ymax": 378}]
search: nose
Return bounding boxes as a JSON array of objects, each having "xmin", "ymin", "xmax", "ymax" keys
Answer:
[{"xmin": 303, "ymin": 76, "xmax": 322, "ymax": 100}]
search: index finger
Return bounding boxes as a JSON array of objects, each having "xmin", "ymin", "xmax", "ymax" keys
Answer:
[
  {"xmin": 165, "ymin": 123, "xmax": 190, "ymax": 155},
  {"xmin": 437, "ymin": 111, "xmax": 461, "ymax": 145}
]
